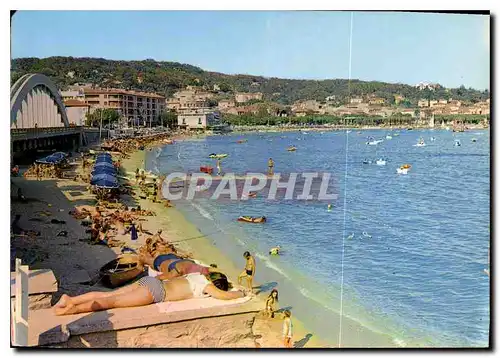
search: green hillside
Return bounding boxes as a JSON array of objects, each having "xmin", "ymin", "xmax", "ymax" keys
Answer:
[{"xmin": 11, "ymin": 57, "xmax": 489, "ymax": 106}]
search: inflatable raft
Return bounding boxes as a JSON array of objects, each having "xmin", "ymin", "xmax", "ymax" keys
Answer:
[{"xmin": 237, "ymin": 216, "xmax": 267, "ymax": 224}]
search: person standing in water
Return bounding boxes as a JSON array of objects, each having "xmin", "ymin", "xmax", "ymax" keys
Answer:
[
  {"xmin": 238, "ymin": 251, "xmax": 255, "ymax": 291},
  {"xmin": 216, "ymin": 159, "xmax": 222, "ymax": 176},
  {"xmin": 283, "ymin": 310, "xmax": 293, "ymax": 348},
  {"xmin": 267, "ymin": 158, "xmax": 274, "ymax": 176},
  {"xmin": 265, "ymin": 289, "xmax": 279, "ymax": 318}
]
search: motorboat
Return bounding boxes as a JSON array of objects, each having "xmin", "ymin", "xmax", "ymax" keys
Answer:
[
  {"xmin": 287, "ymin": 146, "xmax": 297, "ymax": 152},
  {"xmin": 362, "ymin": 159, "xmax": 372, "ymax": 165},
  {"xmin": 376, "ymin": 159, "xmax": 387, "ymax": 166},
  {"xmin": 397, "ymin": 164, "xmax": 411, "ymax": 175},
  {"xmin": 366, "ymin": 139, "xmax": 384, "ymax": 145},
  {"xmin": 386, "ymin": 135, "xmax": 393, "ymax": 140}
]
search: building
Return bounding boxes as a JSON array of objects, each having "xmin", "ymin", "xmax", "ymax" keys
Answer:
[
  {"xmin": 218, "ymin": 99, "xmax": 236, "ymax": 110},
  {"xmin": 368, "ymin": 98, "xmax": 385, "ymax": 105},
  {"xmin": 178, "ymin": 110, "xmax": 220, "ymax": 130},
  {"xmin": 350, "ymin": 97, "xmax": 363, "ymax": 104},
  {"xmin": 394, "ymin": 95, "xmax": 405, "ymax": 105},
  {"xmin": 235, "ymin": 92, "xmax": 263, "ymax": 103},
  {"xmin": 79, "ymin": 88, "xmax": 165, "ymax": 125},
  {"xmin": 61, "ymin": 89, "xmax": 85, "ymax": 102},
  {"xmin": 418, "ymin": 99, "xmax": 429, "ymax": 107},
  {"xmin": 166, "ymin": 88, "xmax": 214, "ymax": 113},
  {"xmin": 64, "ymin": 99, "xmax": 91, "ymax": 126},
  {"xmin": 429, "ymin": 100, "xmax": 439, "ymax": 107}
]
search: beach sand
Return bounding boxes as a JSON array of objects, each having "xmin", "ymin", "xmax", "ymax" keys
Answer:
[
  {"xmin": 120, "ymin": 147, "xmax": 328, "ymax": 348},
  {"xmin": 10, "ymin": 140, "xmax": 326, "ymax": 348}
]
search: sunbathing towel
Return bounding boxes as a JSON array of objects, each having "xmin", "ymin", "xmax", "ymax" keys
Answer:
[{"xmin": 157, "ymin": 294, "xmax": 252, "ymax": 313}]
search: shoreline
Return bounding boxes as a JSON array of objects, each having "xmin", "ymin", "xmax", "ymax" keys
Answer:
[
  {"xmin": 140, "ymin": 135, "xmax": 403, "ymax": 348},
  {"xmin": 120, "ymin": 146, "xmax": 329, "ymax": 348}
]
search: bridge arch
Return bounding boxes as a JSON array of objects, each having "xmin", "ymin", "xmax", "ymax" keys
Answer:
[{"xmin": 10, "ymin": 73, "xmax": 69, "ymax": 129}]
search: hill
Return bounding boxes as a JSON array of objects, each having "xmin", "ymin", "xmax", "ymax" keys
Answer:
[{"xmin": 11, "ymin": 57, "xmax": 489, "ymax": 106}]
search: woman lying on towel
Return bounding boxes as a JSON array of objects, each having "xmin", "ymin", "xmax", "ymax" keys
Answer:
[
  {"xmin": 54, "ymin": 272, "xmax": 251, "ymax": 316},
  {"xmin": 139, "ymin": 241, "xmax": 215, "ymax": 280}
]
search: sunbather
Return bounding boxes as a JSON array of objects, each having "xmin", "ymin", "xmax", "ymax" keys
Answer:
[
  {"xmin": 53, "ymin": 272, "xmax": 249, "ymax": 316},
  {"xmin": 139, "ymin": 243, "xmax": 215, "ymax": 280}
]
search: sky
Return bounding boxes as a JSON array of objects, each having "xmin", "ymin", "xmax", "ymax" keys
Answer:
[{"xmin": 10, "ymin": 11, "xmax": 490, "ymax": 90}]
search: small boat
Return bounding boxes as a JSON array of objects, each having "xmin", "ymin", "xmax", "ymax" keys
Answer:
[
  {"xmin": 362, "ymin": 160, "xmax": 372, "ymax": 165},
  {"xmin": 366, "ymin": 139, "xmax": 384, "ymax": 145},
  {"xmin": 236, "ymin": 139, "xmax": 247, "ymax": 144},
  {"xmin": 393, "ymin": 133, "xmax": 400, "ymax": 137},
  {"xmin": 386, "ymin": 135, "xmax": 392, "ymax": 140},
  {"xmin": 287, "ymin": 146, "xmax": 297, "ymax": 152},
  {"xmin": 376, "ymin": 159, "xmax": 386, "ymax": 166},
  {"xmin": 471, "ymin": 138, "xmax": 477, "ymax": 143},
  {"xmin": 414, "ymin": 138, "xmax": 426, "ymax": 147},
  {"xmin": 237, "ymin": 216, "xmax": 267, "ymax": 224},
  {"xmin": 99, "ymin": 255, "xmax": 144, "ymax": 288},
  {"xmin": 397, "ymin": 164, "xmax": 411, "ymax": 175},
  {"xmin": 208, "ymin": 153, "xmax": 228, "ymax": 159},
  {"xmin": 407, "ymin": 128, "xmax": 413, "ymax": 131},
  {"xmin": 346, "ymin": 130, "xmax": 352, "ymax": 133},
  {"xmin": 200, "ymin": 166, "xmax": 213, "ymax": 174}
]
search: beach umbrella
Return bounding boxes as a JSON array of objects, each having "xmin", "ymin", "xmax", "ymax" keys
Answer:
[
  {"xmin": 93, "ymin": 177, "xmax": 120, "ymax": 189},
  {"xmin": 92, "ymin": 166, "xmax": 117, "ymax": 175},
  {"xmin": 91, "ymin": 173, "xmax": 118, "ymax": 185},
  {"xmin": 94, "ymin": 162, "xmax": 115, "ymax": 170},
  {"xmin": 95, "ymin": 157, "xmax": 113, "ymax": 164}
]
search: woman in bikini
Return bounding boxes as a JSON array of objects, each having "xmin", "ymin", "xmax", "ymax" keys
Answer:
[
  {"xmin": 139, "ymin": 241, "xmax": 215, "ymax": 280},
  {"xmin": 53, "ymin": 272, "xmax": 250, "ymax": 316}
]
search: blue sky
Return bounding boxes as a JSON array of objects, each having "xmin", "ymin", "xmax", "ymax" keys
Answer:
[{"xmin": 11, "ymin": 11, "xmax": 490, "ymax": 90}]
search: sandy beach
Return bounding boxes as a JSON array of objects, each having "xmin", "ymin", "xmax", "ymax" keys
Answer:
[{"xmin": 10, "ymin": 134, "xmax": 327, "ymax": 348}]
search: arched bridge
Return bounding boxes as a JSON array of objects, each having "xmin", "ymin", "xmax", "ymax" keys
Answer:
[{"xmin": 11, "ymin": 73, "xmax": 83, "ymax": 155}]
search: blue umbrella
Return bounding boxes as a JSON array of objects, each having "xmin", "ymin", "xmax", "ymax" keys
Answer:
[
  {"xmin": 95, "ymin": 158, "xmax": 113, "ymax": 164},
  {"xmin": 92, "ymin": 167, "xmax": 117, "ymax": 176},
  {"xmin": 36, "ymin": 154, "xmax": 63, "ymax": 164},
  {"xmin": 94, "ymin": 162, "xmax": 114, "ymax": 169},
  {"xmin": 93, "ymin": 177, "xmax": 120, "ymax": 189},
  {"xmin": 91, "ymin": 173, "xmax": 118, "ymax": 185}
]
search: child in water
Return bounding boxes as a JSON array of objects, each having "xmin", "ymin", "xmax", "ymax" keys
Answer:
[{"xmin": 283, "ymin": 310, "xmax": 293, "ymax": 348}]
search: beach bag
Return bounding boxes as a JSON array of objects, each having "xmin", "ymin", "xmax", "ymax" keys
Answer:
[{"xmin": 99, "ymin": 255, "xmax": 144, "ymax": 288}]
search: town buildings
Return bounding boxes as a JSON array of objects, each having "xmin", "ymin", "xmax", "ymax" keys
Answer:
[
  {"xmin": 63, "ymin": 99, "xmax": 91, "ymax": 126},
  {"xmin": 177, "ymin": 110, "xmax": 221, "ymax": 130},
  {"xmin": 235, "ymin": 92, "xmax": 263, "ymax": 103},
  {"xmin": 62, "ymin": 86, "xmax": 165, "ymax": 125}
]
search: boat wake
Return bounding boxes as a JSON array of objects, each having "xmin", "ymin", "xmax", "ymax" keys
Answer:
[{"xmin": 190, "ymin": 202, "xmax": 214, "ymax": 221}]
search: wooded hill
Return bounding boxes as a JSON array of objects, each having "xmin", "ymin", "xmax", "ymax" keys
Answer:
[{"xmin": 11, "ymin": 57, "xmax": 489, "ymax": 106}]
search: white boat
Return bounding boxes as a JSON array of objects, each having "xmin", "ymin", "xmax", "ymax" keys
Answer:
[
  {"xmin": 413, "ymin": 138, "xmax": 426, "ymax": 147},
  {"xmin": 366, "ymin": 139, "xmax": 384, "ymax": 145},
  {"xmin": 376, "ymin": 159, "xmax": 386, "ymax": 166},
  {"xmin": 346, "ymin": 130, "xmax": 352, "ymax": 134},
  {"xmin": 386, "ymin": 135, "xmax": 392, "ymax": 140}
]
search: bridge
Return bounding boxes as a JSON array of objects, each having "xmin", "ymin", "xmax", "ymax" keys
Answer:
[{"xmin": 11, "ymin": 74, "xmax": 84, "ymax": 157}]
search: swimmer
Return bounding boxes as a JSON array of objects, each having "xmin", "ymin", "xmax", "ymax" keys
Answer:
[
  {"xmin": 327, "ymin": 204, "xmax": 332, "ymax": 211},
  {"xmin": 269, "ymin": 246, "xmax": 281, "ymax": 256},
  {"xmin": 362, "ymin": 232, "xmax": 372, "ymax": 238}
]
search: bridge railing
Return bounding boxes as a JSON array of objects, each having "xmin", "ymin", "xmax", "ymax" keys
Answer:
[{"xmin": 11, "ymin": 126, "xmax": 82, "ymax": 139}]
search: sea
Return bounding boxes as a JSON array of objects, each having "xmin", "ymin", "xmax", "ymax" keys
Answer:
[{"xmin": 146, "ymin": 128, "xmax": 490, "ymax": 347}]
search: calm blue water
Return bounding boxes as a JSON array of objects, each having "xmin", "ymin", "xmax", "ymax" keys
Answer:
[{"xmin": 148, "ymin": 129, "xmax": 490, "ymax": 347}]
